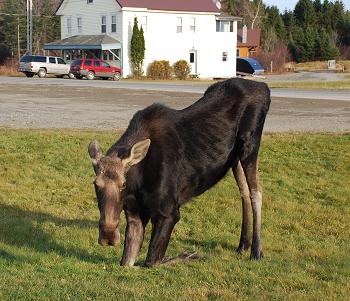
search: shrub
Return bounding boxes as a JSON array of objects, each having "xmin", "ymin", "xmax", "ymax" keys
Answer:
[
  {"xmin": 0, "ymin": 58, "xmax": 21, "ymax": 76},
  {"xmin": 173, "ymin": 60, "xmax": 191, "ymax": 80},
  {"xmin": 255, "ymin": 42, "xmax": 291, "ymax": 73},
  {"xmin": 147, "ymin": 60, "xmax": 172, "ymax": 80}
]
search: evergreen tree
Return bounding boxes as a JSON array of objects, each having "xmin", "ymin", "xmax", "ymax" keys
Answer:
[
  {"xmin": 294, "ymin": 0, "xmax": 317, "ymax": 28},
  {"xmin": 130, "ymin": 17, "xmax": 145, "ymax": 78},
  {"xmin": 264, "ymin": 5, "xmax": 287, "ymax": 41},
  {"xmin": 316, "ymin": 28, "xmax": 339, "ymax": 60}
]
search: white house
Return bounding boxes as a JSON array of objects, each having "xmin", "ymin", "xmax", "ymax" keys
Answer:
[{"xmin": 45, "ymin": 0, "xmax": 241, "ymax": 78}]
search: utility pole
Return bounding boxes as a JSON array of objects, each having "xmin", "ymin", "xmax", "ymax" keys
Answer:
[
  {"xmin": 26, "ymin": 0, "xmax": 32, "ymax": 55},
  {"xmin": 17, "ymin": 16, "xmax": 21, "ymax": 60}
]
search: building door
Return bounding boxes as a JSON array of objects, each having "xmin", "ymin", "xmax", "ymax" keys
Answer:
[{"xmin": 189, "ymin": 50, "xmax": 197, "ymax": 75}]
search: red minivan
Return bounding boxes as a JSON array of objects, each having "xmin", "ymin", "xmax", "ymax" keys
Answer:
[{"xmin": 70, "ymin": 58, "xmax": 122, "ymax": 80}]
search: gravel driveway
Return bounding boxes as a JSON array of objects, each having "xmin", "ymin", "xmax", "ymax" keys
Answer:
[{"xmin": 0, "ymin": 81, "xmax": 349, "ymax": 132}]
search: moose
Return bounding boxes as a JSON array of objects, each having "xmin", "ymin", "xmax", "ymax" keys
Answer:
[{"xmin": 88, "ymin": 78, "xmax": 271, "ymax": 267}]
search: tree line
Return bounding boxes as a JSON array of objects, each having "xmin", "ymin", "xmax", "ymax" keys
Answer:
[
  {"xmin": 0, "ymin": 0, "xmax": 349, "ymax": 65},
  {"xmin": 0, "ymin": 0, "xmax": 60, "ymax": 63},
  {"xmin": 223, "ymin": 0, "xmax": 350, "ymax": 63}
]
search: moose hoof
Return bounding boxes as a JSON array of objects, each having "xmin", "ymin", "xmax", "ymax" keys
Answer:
[{"xmin": 236, "ymin": 243, "xmax": 251, "ymax": 255}]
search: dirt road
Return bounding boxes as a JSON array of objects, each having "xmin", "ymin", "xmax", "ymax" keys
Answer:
[{"xmin": 0, "ymin": 83, "xmax": 349, "ymax": 132}]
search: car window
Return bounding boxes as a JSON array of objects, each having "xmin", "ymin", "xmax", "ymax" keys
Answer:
[
  {"xmin": 57, "ymin": 58, "xmax": 66, "ymax": 64},
  {"xmin": 84, "ymin": 60, "xmax": 92, "ymax": 66},
  {"xmin": 33, "ymin": 56, "xmax": 47, "ymax": 63},
  {"xmin": 102, "ymin": 62, "xmax": 110, "ymax": 68},
  {"xmin": 20, "ymin": 56, "xmax": 33, "ymax": 63},
  {"xmin": 94, "ymin": 60, "xmax": 101, "ymax": 67},
  {"xmin": 49, "ymin": 57, "xmax": 56, "ymax": 64},
  {"xmin": 71, "ymin": 59, "xmax": 82, "ymax": 66}
]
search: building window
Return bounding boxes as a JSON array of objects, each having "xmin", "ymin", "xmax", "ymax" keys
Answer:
[
  {"xmin": 140, "ymin": 16, "xmax": 147, "ymax": 32},
  {"xmin": 67, "ymin": 17, "xmax": 72, "ymax": 35},
  {"xmin": 222, "ymin": 52, "xmax": 228, "ymax": 62},
  {"xmin": 101, "ymin": 16, "xmax": 107, "ymax": 33},
  {"xmin": 176, "ymin": 17, "xmax": 182, "ymax": 33},
  {"xmin": 87, "ymin": 0, "xmax": 93, "ymax": 4},
  {"xmin": 77, "ymin": 17, "xmax": 82, "ymax": 34},
  {"xmin": 190, "ymin": 17, "xmax": 196, "ymax": 33},
  {"xmin": 236, "ymin": 49, "xmax": 240, "ymax": 57},
  {"xmin": 190, "ymin": 52, "xmax": 195, "ymax": 63},
  {"xmin": 111, "ymin": 15, "xmax": 116, "ymax": 33},
  {"xmin": 216, "ymin": 20, "xmax": 234, "ymax": 32}
]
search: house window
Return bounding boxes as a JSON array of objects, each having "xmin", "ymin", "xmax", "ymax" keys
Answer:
[
  {"xmin": 111, "ymin": 15, "xmax": 116, "ymax": 33},
  {"xmin": 140, "ymin": 16, "xmax": 147, "ymax": 32},
  {"xmin": 67, "ymin": 17, "xmax": 72, "ymax": 35},
  {"xmin": 222, "ymin": 52, "xmax": 228, "ymax": 62},
  {"xmin": 176, "ymin": 17, "xmax": 182, "ymax": 33},
  {"xmin": 87, "ymin": 0, "xmax": 93, "ymax": 4},
  {"xmin": 77, "ymin": 17, "xmax": 82, "ymax": 34},
  {"xmin": 101, "ymin": 16, "xmax": 107, "ymax": 33},
  {"xmin": 190, "ymin": 52, "xmax": 195, "ymax": 63},
  {"xmin": 216, "ymin": 20, "xmax": 234, "ymax": 32},
  {"xmin": 190, "ymin": 17, "xmax": 196, "ymax": 33}
]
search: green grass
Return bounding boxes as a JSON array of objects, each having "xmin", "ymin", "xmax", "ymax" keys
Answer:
[{"xmin": 0, "ymin": 129, "xmax": 349, "ymax": 301}]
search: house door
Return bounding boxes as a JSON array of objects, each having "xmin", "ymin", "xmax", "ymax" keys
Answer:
[{"xmin": 189, "ymin": 50, "xmax": 197, "ymax": 75}]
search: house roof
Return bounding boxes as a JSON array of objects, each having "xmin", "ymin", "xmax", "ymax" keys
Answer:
[
  {"xmin": 237, "ymin": 28, "xmax": 261, "ymax": 47},
  {"xmin": 44, "ymin": 35, "xmax": 121, "ymax": 50},
  {"xmin": 115, "ymin": 0, "xmax": 220, "ymax": 12},
  {"xmin": 56, "ymin": 0, "xmax": 221, "ymax": 14}
]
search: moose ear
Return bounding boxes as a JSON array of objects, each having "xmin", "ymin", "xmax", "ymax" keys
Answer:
[
  {"xmin": 88, "ymin": 140, "xmax": 103, "ymax": 166},
  {"xmin": 122, "ymin": 139, "xmax": 151, "ymax": 168}
]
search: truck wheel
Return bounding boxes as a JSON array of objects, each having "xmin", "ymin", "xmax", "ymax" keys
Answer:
[
  {"xmin": 38, "ymin": 68, "xmax": 47, "ymax": 78},
  {"xmin": 86, "ymin": 71, "xmax": 95, "ymax": 80}
]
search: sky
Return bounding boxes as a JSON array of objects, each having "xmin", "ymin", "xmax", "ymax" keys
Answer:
[{"xmin": 262, "ymin": 0, "xmax": 350, "ymax": 12}]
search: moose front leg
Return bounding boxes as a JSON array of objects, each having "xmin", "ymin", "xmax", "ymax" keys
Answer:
[
  {"xmin": 145, "ymin": 211, "xmax": 180, "ymax": 267},
  {"xmin": 120, "ymin": 211, "xmax": 149, "ymax": 267}
]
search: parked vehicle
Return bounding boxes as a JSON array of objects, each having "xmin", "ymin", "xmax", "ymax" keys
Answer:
[
  {"xmin": 19, "ymin": 55, "xmax": 73, "ymax": 78},
  {"xmin": 70, "ymin": 59, "xmax": 122, "ymax": 80},
  {"xmin": 236, "ymin": 58, "xmax": 264, "ymax": 76}
]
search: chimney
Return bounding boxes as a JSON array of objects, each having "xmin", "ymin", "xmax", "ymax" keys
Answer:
[{"xmin": 242, "ymin": 25, "xmax": 248, "ymax": 44}]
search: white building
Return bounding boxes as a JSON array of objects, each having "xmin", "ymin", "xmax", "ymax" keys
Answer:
[{"xmin": 46, "ymin": 0, "xmax": 241, "ymax": 78}]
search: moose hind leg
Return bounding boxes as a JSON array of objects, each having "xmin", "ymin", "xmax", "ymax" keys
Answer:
[
  {"xmin": 232, "ymin": 161, "xmax": 251, "ymax": 254},
  {"xmin": 241, "ymin": 155, "xmax": 263, "ymax": 260}
]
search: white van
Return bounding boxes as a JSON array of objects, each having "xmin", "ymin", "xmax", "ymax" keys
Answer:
[{"xmin": 19, "ymin": 55, "xmax": 73, "ymax": 78}]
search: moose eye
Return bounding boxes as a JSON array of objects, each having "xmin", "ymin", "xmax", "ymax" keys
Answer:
[{"xmin": 120, "ymin": 183, "xmax": 126, "ymax": 191}]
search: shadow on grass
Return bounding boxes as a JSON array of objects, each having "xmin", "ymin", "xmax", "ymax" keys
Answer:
[{"xmin": 0, "ymin": 203, "xmax": 107, "ymax": 264}]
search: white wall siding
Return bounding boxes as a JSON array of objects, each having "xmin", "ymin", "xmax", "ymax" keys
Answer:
[
  {"xmin": 58, "ymin": 0, "xmax": 123, "ymax": 42},
  {"xmin": 57, "ymin": 1, "xmax": 238, "ymax": 78},
  {"xmin": 122, "ymin": 10, "xmax": 237, "ymax": 78}
]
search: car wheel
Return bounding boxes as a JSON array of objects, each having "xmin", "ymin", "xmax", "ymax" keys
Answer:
[
  {"xmin": 38, "ymin": 68, "xmax": 47, "ymax": 78},
  {"xmin": 68, "ymin": 72, "xmax": 75, "ymax": 79},
  {"xmin": 86, "ymin": 71, "xmax": 95, "ymax": 80},
  {"xmin": 113, "ymin": 72, "xmax": 121, "ymax": 81},
  {"xmin": 25, "ymin": 72, "xmax": 34, "ymax": 78}
]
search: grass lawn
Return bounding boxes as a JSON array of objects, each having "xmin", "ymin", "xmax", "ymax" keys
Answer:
[{"xmin": 0, "ymin": 129, "xmax": 349, "ymax": 301}]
